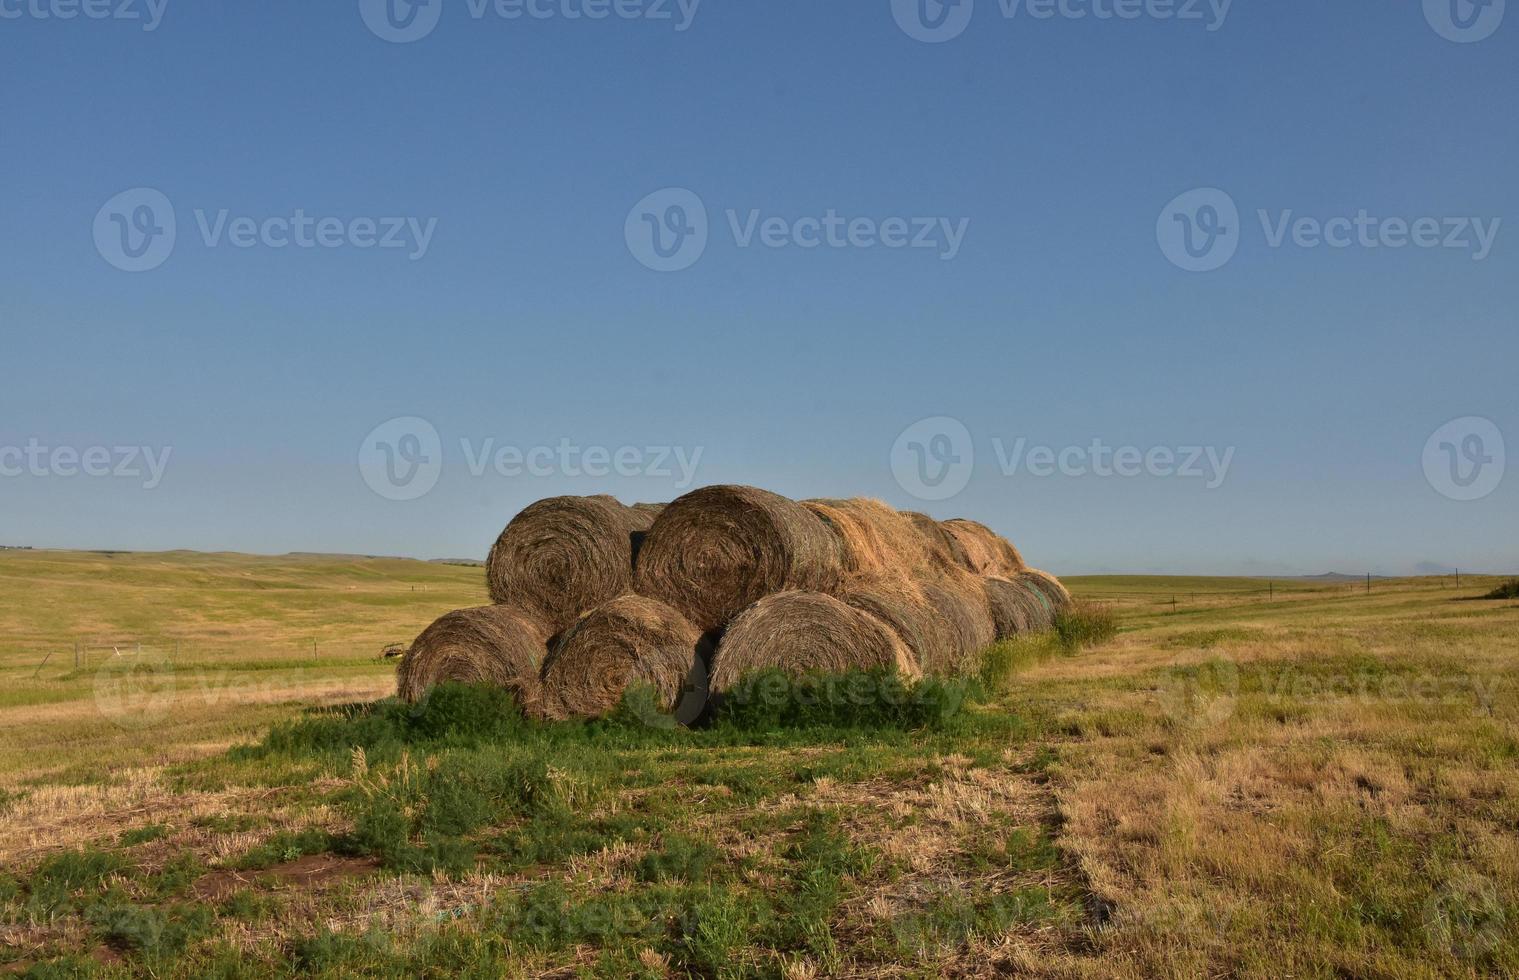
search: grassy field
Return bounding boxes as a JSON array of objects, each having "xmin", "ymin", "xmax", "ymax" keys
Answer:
[{"xmin": 0, "ymin": 551, "xmax": 1515, "ymax": 977}]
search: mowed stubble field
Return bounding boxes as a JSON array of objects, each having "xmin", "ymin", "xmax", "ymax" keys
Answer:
[{"xmin": 0, "ymin": 550, "xmax": 1515, "ymax": 978}]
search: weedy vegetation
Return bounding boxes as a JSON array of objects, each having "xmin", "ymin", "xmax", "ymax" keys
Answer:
[{"xmin": 1, "ymin": 552, "xmax": 1515, "ymax": 977}]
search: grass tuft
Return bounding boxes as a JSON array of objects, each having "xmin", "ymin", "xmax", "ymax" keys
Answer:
[{"xmin": 1053, "ymin": 600, "xmax": 1119, "ymax": 650}]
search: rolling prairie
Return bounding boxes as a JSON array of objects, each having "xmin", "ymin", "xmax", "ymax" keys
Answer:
[{"xmin": 1, "ymin": 551, "xmax": 1515, "ymax": 977}]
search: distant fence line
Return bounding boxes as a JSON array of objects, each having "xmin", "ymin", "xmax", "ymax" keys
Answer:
[{"xmin": 56, "ymin": 638, "xmax": 407, "ymax": 670}]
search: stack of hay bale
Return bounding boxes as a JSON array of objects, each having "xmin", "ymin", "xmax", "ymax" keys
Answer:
[{"xmin": 398, "ymin": 486, "xmax": 1068, "ymax": 722}]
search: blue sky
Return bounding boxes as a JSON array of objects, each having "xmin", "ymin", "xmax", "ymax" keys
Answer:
[{"xmin": 1, "ymin": 0, "xmax": 1514, "ymax": 575}]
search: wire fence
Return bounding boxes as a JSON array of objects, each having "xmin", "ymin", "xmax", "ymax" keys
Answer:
[
  {"xmin": 8, "ymin": 637, "xmax": 408, "ymax": 680},
  {"xmin": 1078, "ymin": 573, "xmax": 1477, "ymax": 609}
]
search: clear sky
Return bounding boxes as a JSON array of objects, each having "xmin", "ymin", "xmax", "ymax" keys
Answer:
[{"xmin": 2, "ymin": 0, "xmax": 1514, "ymax": 575}]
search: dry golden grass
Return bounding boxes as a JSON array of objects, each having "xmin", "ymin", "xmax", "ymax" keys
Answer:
[{"xmin": 1, "ymin": 554, "xmax": 1514, "ymax": 978}]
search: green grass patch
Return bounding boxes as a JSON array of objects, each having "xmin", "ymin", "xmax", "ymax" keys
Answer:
[
  {"xmin": 1053, "ymin": 600, "xmax": 1120, "ymax": 650},
  {"xmin": 118, "ymin": 823, "xmax": 169, "ymax": 847}
]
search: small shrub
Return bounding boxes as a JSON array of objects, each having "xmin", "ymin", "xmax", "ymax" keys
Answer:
[
  {"xmin": 1482, "ymin": 579, "xmax": 1519, "ymax": 600},
  {"xmin": 1053, "ymin": 601, "xmax": 1119, "ymax": 650},
  {"xmin": 419, "ymin": 765, "xmax": 493, "ymax": 838},
  {"xmin": 404, "ymin": 682, "xmax": 531, "ymax": 743},
  {"xmin": 234, "ymin": 828, "xmax": 333, "ymax": 870},
  {"xmin": 495, "ymin": 881, "xmax": 655, "ymax": 950},
  {"xmin": 673, "ymin": 887, "xmax": 761, "ymax": 975},
  {"xmin": 635, "ymin": 834, "xmax": 719, "ymax": 883},
  {"xmin": 219, "ymin": 888, "xmax": 278, "ymax": 922},
  {"xmin": 337, "ymin": 750, "xmax": 577, "ymax": 875},
  {"xmin": 86, "ymin": 900, "xmax": 212, "ymax": 959},
  {"xmin": 26, "ymin": 848, "xmax": 127, "ymax": 916},
  {"xmin": 291, "ymin": 928, "xmax": 379, "ymax": 973},
  {"xmin": 18, "ymin": 956, "xmax": 99, "ymax": 979},
  {"xmin": 147, "ymin": 851, "xmax": 203, "ymax": 897},
  {"xmin": 493, "ymin": 815, "xmax": 629, "ymax": 870},
  {"xmin": 343, "ymin": 797, "xmax": 410, "ymax": 865},
  {"xmin": 252, "ymin": 683, "xmax": 532, "ymax": 760},
  {"xmin": 713, "ymin": 668, "xmax": 970, "ymax": 733}
]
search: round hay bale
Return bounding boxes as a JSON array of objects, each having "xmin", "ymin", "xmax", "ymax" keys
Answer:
[
  {"xmin": 982, "ymin": 575, "xmax": 1053, "ymax": 637},
  {"xmin": 633, "ymin": 486, "xmax": 843, "ymax": 632},
  {"xmin": 539, "ymin": 595, "xmax": 709, "ymax": 722},
  {"xmin": 397, "ymin": 604, "xmax": 551, "ymax": 713},
  {"xmin": 803, "ymin": 498, "xmax": 937, "ymax": 579},
  {"xmin": 942, "ymin": 519, "xmax": 1025, "ymax": 576},
  {"xmin": 835, "ymin": 575, "xmax": 951, "ymax": 675},
  {"xmin": 708, "ymin": 591, "xmax": 919, "ymax": 694},
  {"xmin": 486, "ymin": 495, "xmax": 655, "ymax": 634},
  {"xmin": 918, "ymin": 572, "xmax": 997, "ymax": 673},
  {"xmin": 630, "ymin": 502, "xmax": 667, "ymax": 519},
  {"xmin": 1019, "ymin": 568, "xmax": 1071, "ymax": 611},
  {"xmin": 902, "ymin": 511, "xmax": 972, "ymax": 574}
]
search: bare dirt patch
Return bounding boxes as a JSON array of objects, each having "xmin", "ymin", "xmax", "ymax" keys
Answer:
[{"xmin": 192, "ymin": 853, "xmax": 381, "ymax": 902}]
